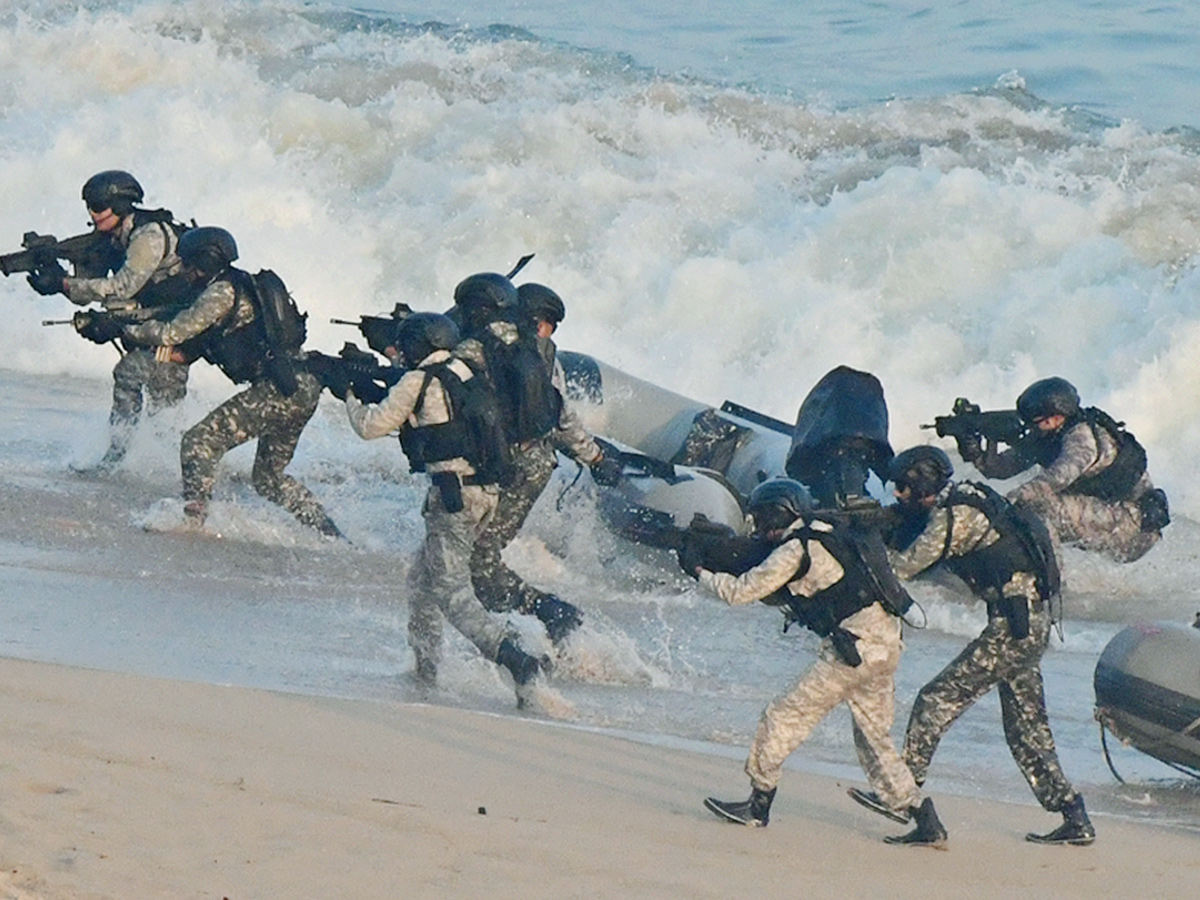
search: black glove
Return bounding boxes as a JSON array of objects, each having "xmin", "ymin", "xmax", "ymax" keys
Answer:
[
  {"xmin": 532, "ymin": 595, "xmax": 583, "ymax": 644},
  {"xmin": 28, "ymin": 261, "xmax": 67, "ymax": 296},
  {"xmin": 677, "ymin": 537, "xmax": 705, "ymax": 579},
  {"xmin": 955, "ymin": 433, "xmax": 983, "ymax": 464},
  {"xmin": 590, "ymin": 452, "xmax": 624, "ymax": 487},
  {"xmin": 73, "ymin": 310, "xmax": 125, "ymax": 345}
]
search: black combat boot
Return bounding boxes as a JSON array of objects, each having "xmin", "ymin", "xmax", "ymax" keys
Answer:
[
  {"xmin": 847, "ymin": 787, "xmax": 910, "ymax": 824},
  {"xmin": 496, "ymin": 638, "xmax": 542, "ymax": 684},
  {"xmin": 533, "ymin": 595, "xmax": 583, "ymax": 644},
  {"xmin": 883, "ymin": 797, "xmax": 948, "ymax": 848},
  {"xmin": 703, "ymin": 786, "xmax": 776, "ymax": 827},
  {"xmin": 1026, "ymin": 794, "xmax": 1095, "ymax": 846}
]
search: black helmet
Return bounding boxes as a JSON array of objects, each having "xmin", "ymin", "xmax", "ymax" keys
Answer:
[
  {"xmin": 177, "ymin": 226, "xmax": 238, "ymax": 276},
  {"xmin": 888, "ymin": 445, "xmax": 953, "ymax": 497},
  {"xmin": 81, "ymin": 170, "xmax": 144, "ymax": 216},
  {"xmin": 747, "ymin": 478, "xmax": 813, "ymax": 535},
  {"xmin": 517, "ymin": 283, "xmax": 566, "ymax": 326},
  {"xmin": 1017, "ymin": 377, "xmax": 1080, "ymax": 423},
  {"xmin": 453, "ymin": 272, "xmax": 517, "ymax": 319},
  {"xmin": 394, "ymin": 312, "xmax": 460, "ymax": 367}
]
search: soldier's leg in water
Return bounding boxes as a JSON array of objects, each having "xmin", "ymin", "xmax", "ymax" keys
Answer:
[
  {"xmin": 470, "ymin": 440, "xmax": 558, "ymax": 613},
  {"xmin": 407, "ymin": 531, "xmax": 445, "ymax": 684},
  {"xmin": 103, "ymin": 349, "xmax": 154, "ymax": 464},
  {"xmin": 902, "ymin": 618, "xmax": 1010, "ymax": 785},
  {"xmin": 143, "ymin": 357, "xmax": 190, "ymax": 416},
  {"xmin": 997, "ymin": 611, "xmax": 1076, "ymax": 812},
  {"xmin": 423, "ymin": 485, "xmax": 512, "ymax": 663},
  {"xmin": 247, "ymin": 374, "xmax": 340, "ymax": 535},
  {"xmin": 180, "ymin": 385, "xmax": 258, "ymax": 519}
]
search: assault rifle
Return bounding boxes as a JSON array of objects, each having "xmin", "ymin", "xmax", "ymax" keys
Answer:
[
  {"xmin": 1, "ymin": 229, "xmax": 119, "ymax": 278},
  {"xmin": 42, "ymin": 306, "xmax": 184, "ymax": 346},
  {"xmin": 330, "ymin": 303, "xmax": 415, "ymax": 356},
  {"xmin": 923, "ymin": 397, "xmax": 1026, "ymax": 446},
  {"xmin": 635, "ymin": 495, "xmax": 902, "ymax": 579},
  {"xmin": 306, "ymin": 342, "xmax": 403, "ymax": 403},
  {"xmin": 328, "ymin": 255, "xmax": 536, "ymax": 353}
]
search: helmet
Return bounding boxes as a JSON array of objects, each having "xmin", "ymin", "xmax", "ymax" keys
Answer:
[
  {"xmin": 453, "ymin": 272, "xmax": 518, "ymax": 321},
  {"xmin": 517, "ymin": 283, "xmax": 566, "ymax": 326},
  {"xmin": 888, "ymin": 446, "xmax": 953, "ymax": 497},
  {"xmin": 394, "ymin": 312, "xmax": 460, "ymax": 367},
  {"xmin": 1017, "ymin": 377, "xmax": 1080, "ymax": 423},
  {"xmin": 747, "ymin": 478, "xmax": 813, "ymax": 534},
  {"xmin": 81, "ymin": 170, "xmax": 144, "ymax": 215},
  {"xmin": 177, "ymin": 226, "xmax": 239, "ymax": 276}
]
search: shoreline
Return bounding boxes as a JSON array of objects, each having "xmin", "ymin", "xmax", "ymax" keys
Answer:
[{"xmin": 1, "ymin": 655, "xmax": 1197, "ymax": 900}]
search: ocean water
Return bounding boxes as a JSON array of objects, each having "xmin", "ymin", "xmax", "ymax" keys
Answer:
[{"xmin": 2, "ymin": 0, "xmax": 1200, "ymax": 830}]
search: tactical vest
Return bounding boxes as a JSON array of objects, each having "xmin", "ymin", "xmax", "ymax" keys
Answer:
[
  {"xmin": 782, "ymin": 519, "xmax": 910, "ymax": 637},
  {"xmin": 197, "ymin": 269, "xmax": 268, "ymax": 386},
  {"xmin": 129, "ymin": 208, "xmax": 195, "ymax": 311},
  {"xmin": 397, "ymin": 361, "xmax": 512, "ymax": 485},
  {"xmin": 1032, "ymin": 408, "xmax": 1146, "ymax": 502},
  {"xmin": 939, "ymin": 482, "xmax": 1060, "ymax": 602}
]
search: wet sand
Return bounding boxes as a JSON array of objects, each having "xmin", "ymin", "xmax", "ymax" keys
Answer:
[{"xmin": 0, "ymin": 656, "xmax": 1196, "ymax": 900}]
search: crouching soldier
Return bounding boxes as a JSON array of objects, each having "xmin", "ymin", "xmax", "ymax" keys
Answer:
[
  {"xmin": 966, "ymin": 377, "xmax": 1167, "ymax": 563},
  {"xmin": 685, "ymin": 478, "xmax": 946, "ymax": 846},
  {"xmin": 118, "ymin": 227, "xmax": 340, "ymax": 537},
  {"xmin": 341, "ymin": 312, "xmax": 547, "ymax": 706},
  {"xmin": 852, "ymin": 446, "xmax": 1094, "ymax": 846}
]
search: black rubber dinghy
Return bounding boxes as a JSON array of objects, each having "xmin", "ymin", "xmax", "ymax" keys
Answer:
[{"xmin": 1094, "ymin": 620, "xmax": 1200, "ymax": 778}]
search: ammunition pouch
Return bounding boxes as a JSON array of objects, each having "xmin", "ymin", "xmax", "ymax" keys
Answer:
[
  {"xmin": 1137, "ymin": 488, "xmax": 1170, "ymax": 533},
  {"xmin": 829, "ymin": 627, "xmax": 863, "ymax": 667},
  {"xmin": 989, "ymin": 594, "xmax": 1033, "ymax": 641},
  {"xmin": 430, "ymin": 471, "xmax": 465, "ymax": 513}
]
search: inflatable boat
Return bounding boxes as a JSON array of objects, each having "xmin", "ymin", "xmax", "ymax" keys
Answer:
[
  {"xmin": 559, "ymin": 353, "xmax": 894, "ymax": 545},
  {"xmin": 1094, "ymin": 619, "xmax": 1200, "ymax": 778}
]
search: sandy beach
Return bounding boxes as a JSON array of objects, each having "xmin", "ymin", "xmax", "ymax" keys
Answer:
[{"xmin": 0, "ymin": 656, "xmax": 1194, "ymax": 900}]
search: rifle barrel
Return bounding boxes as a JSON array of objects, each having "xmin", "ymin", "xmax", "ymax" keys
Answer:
[{"xmin": 41, "ymin": 318, "xmax": 73, "ymax": 326}]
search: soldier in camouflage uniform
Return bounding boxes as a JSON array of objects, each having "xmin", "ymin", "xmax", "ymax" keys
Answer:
[
  {"xmin": 854, "ymin": 445, "xmax": 1095, "ymax": 846},
  {"xmin": 118, "ymin": 227, "xmax": 338, "ymax": 537},
  {"xmin": 27, "ymin": 171, "xmax": 194, "ymax": 468},
  {"xmin": 965, "ymin": 377, "xmax": 1166, "ymax": 563},
  {"xmin": 691, "ymin": 479, "xmax": 946, "ymax": 846},
  {"xmin": 451, "ymin": 275, "xmax": 618, "ymax": 645},
  {"xmin": 342, "ymin": 312, "xmax": 545, "ymax": 703}
]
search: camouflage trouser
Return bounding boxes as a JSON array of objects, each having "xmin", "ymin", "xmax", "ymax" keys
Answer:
[
  {"xmin": 107, "ymin": 348, "xmax": 190, "ymax": 458},
  {"xmin": 470, "ymin": 438, "xmax": 558, "ymax": 614},
  {"xmin": 1020, "ymin": 492, "xmax": 1158, "ymax": 564},
  {"xmin": 746, "ymin": 603, "xmax": 921, "ymax": 814},
  {"xmin": 902, "ymin": 605, "xmax": 1076, "ymax": 813},
  {"xmin": 408, "ymin": 482, "xmax": 511, "ymax": 669},
  {"xmin": 180, "ymin": 371, "xmax": 335, "ymax": 533}
]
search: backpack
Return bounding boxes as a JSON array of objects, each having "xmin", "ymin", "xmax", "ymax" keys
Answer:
[
  {"xmin": 250, "ymin": 269, "xmax": 308, "ymax": 396},
  {"xmin": 477, "ymin": 310, "xmax": 562, "ymax": 444}
]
